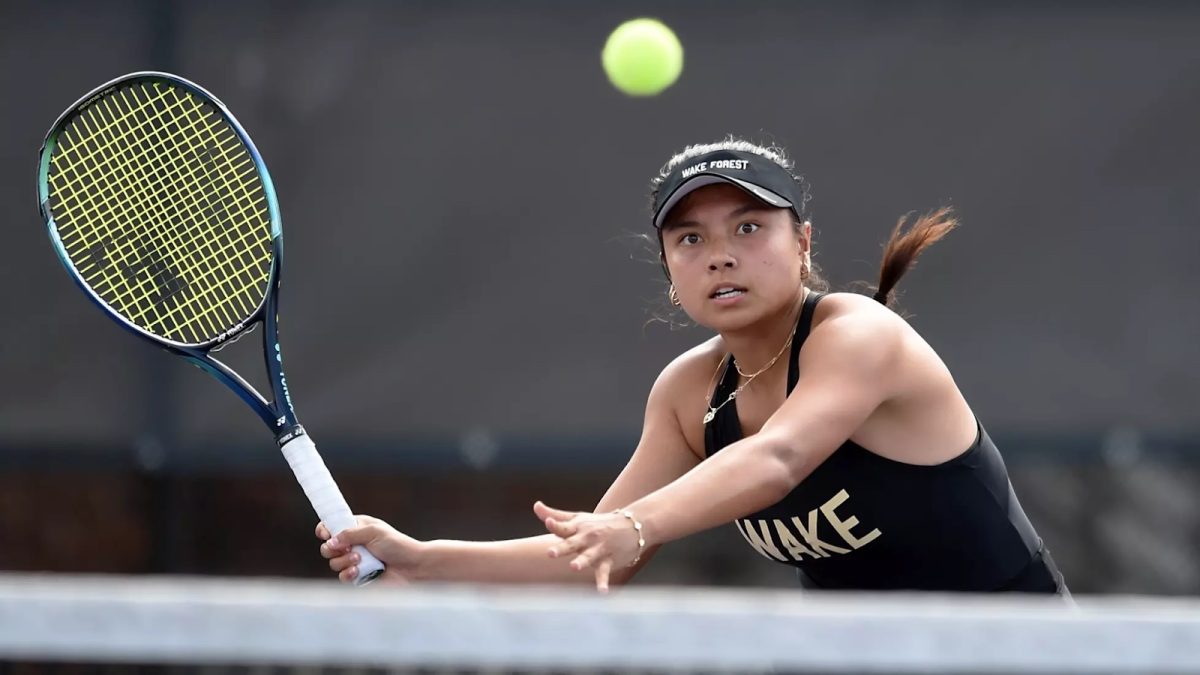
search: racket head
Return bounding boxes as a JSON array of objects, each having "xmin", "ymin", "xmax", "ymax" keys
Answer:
[{"xmin": 38, "ymin": 72, "xmax": 282, "ymax": 351}]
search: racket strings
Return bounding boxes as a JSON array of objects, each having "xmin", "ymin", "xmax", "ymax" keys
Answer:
[
  {"xmin": 53, "ymin": 89, "xmax": 202, "ymax": 315},
  {"xmin": 58, "ymin": 89, "xmax": 237, "ymax": 335},
  {"xmin": 47, "ymin": 80, "xmax": 273, "ymax": 345},
  {"xmin": 51, "ymin": 85, "xmax": 265, "ymax": 342},
  {"xmin": 66, "ymin": 84, "xmax": 269, "ymax": 340}
]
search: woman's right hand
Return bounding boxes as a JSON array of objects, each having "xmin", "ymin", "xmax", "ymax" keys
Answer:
[{"xmin": 315, "ymin": 515, "xmax": 427, "ymax": 585}]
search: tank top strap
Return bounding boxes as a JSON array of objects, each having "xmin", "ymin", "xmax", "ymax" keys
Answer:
[
  {"xmin": 709, "ymin": 352, "xmax": 740, "ymax": 408},
  {"xmin": 786, "ymin": 291, "xmax": 826, "ymax": 395},
  {"xmin": 704, "ymin": 352, "xmax": 742, "ymax": 455}
]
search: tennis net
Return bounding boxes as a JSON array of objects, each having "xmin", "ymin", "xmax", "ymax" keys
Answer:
[{"xmin": 1, "ymin": 573, "xmax": 1198, "ymax": 673}]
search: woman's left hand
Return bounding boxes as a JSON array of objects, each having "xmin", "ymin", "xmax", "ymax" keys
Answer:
[{"xmin": 534, "ymin": 501, "xmax": 642, "ymax": 592}]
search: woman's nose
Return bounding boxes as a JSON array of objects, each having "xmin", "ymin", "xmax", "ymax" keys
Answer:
[{"xmin": 708, "ymin": 249, "xmax": 737, "ymax": 271}]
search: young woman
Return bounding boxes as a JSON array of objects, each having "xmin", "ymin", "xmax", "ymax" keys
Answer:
[{"xmin": 318, "ymin": 139, "xmax": 1068, "ymax": 595}]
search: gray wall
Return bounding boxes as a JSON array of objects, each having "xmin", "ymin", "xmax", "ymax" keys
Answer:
[{"xmin": 3, "ymin": 1, "xmax": 1198, "ymax": 453}]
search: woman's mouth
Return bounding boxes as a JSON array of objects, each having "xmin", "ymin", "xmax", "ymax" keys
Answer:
[{"xmin": 710, "ymin": 286, "xmax": 747, "ymax": 303}]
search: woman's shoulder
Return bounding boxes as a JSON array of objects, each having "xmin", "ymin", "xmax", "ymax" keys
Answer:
[
  {"xmin": 651, "ymin": 335, "xmax": 726, "ymax": 401},
  {"xmin": 814, "ymin": 291, "xmax": 895, "ymax": 319},
  {"xmin": 810, "ymin": 292, "xmax": 908, "ymax": 337},
  {"xmin": 799, "ymin": 292, "xmax": 912, "ymax": 371}
]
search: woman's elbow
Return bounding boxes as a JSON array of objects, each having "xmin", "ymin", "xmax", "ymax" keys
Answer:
[{"xmin": 760, "ymin": 432, "xmax": 814, "ymax": 494}]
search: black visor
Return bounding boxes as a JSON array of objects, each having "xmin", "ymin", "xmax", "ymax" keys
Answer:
[{"xmin": 652, "ymin": 149, "xmax": 805, "ymax": 228}]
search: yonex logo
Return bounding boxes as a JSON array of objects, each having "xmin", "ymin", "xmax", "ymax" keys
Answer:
[
  {"xmin": 275, "ymin": 343, "xmax": 295, "ymax": 413},
  {"xmin": 215, "ymin": 321, "xmax": 246, "ymax": 342}
]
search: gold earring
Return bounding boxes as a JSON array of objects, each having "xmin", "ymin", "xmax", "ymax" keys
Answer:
[{"xmin": 669, "ymin": 285, "xmax": 681, "ymax": 306}]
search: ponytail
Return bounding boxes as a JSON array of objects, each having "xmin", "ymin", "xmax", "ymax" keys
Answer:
[{"xmin": 873, "ymin": 207, "xmax": 958, "ymax": 307}]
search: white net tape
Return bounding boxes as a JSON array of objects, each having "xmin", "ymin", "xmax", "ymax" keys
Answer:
[{"xmin": 1, "ymin": 573, "xmax": 1198, "ymax": 673}]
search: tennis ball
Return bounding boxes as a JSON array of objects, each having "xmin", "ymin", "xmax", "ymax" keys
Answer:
[{"xmin": 601, "ymin": 18, "xmax": 683, "ymax": 97}]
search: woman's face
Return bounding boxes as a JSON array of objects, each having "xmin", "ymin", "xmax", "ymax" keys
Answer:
[{"xmin": 660, "ymin": 183, "xmax": 809, "ymax": 332}]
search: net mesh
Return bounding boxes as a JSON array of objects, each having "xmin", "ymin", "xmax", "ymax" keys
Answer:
[
  {"xmin": 45, "ymin": 78, "xmax": 273, "ymax": 346},
  {"xmin": 2, "ymin": 573, "xmax": 1198, "ymax": 674}
]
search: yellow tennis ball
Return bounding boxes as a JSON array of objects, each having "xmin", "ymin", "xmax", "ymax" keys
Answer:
[{"xmin": 602, "ymin": 18, "xmax": 683, "ymax": 97}]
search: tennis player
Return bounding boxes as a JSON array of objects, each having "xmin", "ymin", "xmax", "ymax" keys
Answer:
[{"xmin": 318, "ymin": 138, "xmax": 1068, "ymax": 595}]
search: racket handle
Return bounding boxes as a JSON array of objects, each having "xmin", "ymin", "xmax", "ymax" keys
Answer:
[{"xmin": 279, "ymin": 428, "xmax": 386, "ymax": 586}]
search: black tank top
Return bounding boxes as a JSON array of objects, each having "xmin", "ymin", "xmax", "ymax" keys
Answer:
[{"xmin": 705, "ymin": 292, "xmax": 1066, "ymax": 593}]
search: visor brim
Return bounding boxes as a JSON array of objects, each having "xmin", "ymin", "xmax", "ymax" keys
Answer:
[{"xmin": 654, "ymin": 174, "xmax": 793, "ymax": 228}]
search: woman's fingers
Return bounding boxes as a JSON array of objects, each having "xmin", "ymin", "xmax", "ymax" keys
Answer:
[
  {"xmin": 534, "ymin": 504, "xmax": 617, "ymax": 575},
  {"xmin": 595, "ymin": 559, "xmax": 613, "ymax": 594},
  {"xmin": 317, "ymin": 515, "xmax": 379, "ymax": 543},
  {"xmin": 315, "ymin": 514, "xmax": 395, "ymax": 584},
  {"xmin": 320, "ymin": 539, "xmax": 351, "ymax": 559},
  {"xmin": 569, "ymin": 545, "xmax": 605, "ymax": 572},
  {"xmin": 328, "ymin": 550, "xmax": 361, "ymax": 574},
  {"xmin": 547, "ymin": 530, "xmax": 591, "ymax": 559},
  {"xmin": 534, "ymin": 502, "xmax": 579, "ymax": 538},
  {"xmin": 542, "ymin": 516, "xmax": 577, "ymax": 538},
  {"xmin": 533, "ymin": 501, "xmax": 577, "ymax": 522}
]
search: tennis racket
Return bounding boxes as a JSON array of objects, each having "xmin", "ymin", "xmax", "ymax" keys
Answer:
[{"xmin": 37, "ymin": 71, "xmax": 384, "ymax": 586}]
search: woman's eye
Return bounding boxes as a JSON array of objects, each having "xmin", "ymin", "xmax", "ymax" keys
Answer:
[
  {"xmin": 679, "ymin": 233, "xmax": 701, "ymax": 245},
  {"xmin": 738, "ymin": 222, "xmax": 760, "ymax": 234}
]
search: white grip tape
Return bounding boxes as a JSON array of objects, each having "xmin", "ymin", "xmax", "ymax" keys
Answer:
[{"xmin": 280, "ymin": 431, "xmax": 385, "ymax": 586}]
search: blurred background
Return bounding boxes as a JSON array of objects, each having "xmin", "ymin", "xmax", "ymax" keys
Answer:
[{"xmin": 2, "ymin": 0, "xmax": 1198, "ymax": 596}]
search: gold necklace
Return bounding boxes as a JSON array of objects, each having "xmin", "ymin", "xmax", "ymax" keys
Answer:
[{"xmin": 703, "ymin": 331, "xmax": 795, "ymax": 425}]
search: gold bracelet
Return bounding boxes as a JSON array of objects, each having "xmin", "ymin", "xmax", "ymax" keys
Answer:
[{"xmin": 614, "ymin": 509, "xmax": 646, "ymax": 566}]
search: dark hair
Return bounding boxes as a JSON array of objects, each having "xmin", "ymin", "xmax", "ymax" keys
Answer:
[
  {"xmin": 648, "ymin": 137, "xmax": 956, "ymax": 307},
  {"xmin": 872, "ymin": 207, "xmax": 957, "ymax": 306}
]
